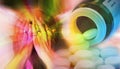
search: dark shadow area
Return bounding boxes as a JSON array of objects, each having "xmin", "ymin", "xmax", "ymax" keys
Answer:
[{"xmin": 24, "ymin": 47, "xmax": 47, "ymax": 69}]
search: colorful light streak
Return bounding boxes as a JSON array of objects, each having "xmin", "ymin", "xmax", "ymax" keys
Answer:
[{"xmin": 0, "ymin": 0, "xmax": 120, "ymax": 69}]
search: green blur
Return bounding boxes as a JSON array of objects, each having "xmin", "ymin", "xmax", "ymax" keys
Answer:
[{"xmin": 38, "ymin": 0, "xmax": 61, "ymax": 17}]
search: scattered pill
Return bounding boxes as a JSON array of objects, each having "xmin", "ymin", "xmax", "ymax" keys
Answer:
[
  {"xmin": 92, "ymin": 57, "xmax": 104, "ymax": 66},
  {"xmin": 74, "ymin": 60, "xmax": 96, "ymax": 69},
  {"xmin": 105, "ymin": 56, "xmax": 120, "ymax": 68},
  {"xmin": 89, "ymin": 47, "xmax": 100, "ymax": 56},
  {"xmin": 69, "ymin": 50, "xmax": 95, "ymax": 65},
  {"xmin": 97, "ymin": 64, "xmax": 115, "ymax": 69},
  {"xmin": 74, "ymin": 50, "xmax": 94, "ymax": 60},
  {"xmin": 83, "ymin": 28, "xmax": 97, "ymax": 40},
  {"xmin": 100, "ymin": 46, "xmax": 119, "ymax": 59}
]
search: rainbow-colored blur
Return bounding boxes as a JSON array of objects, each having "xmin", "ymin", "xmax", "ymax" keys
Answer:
[
  {"xmin": 0, "ymin": 0, "xmax": 120, "ymax": 69},
  {"xmin": 0, "ymin": 0, "xmax": 79, "ymax": 69}
]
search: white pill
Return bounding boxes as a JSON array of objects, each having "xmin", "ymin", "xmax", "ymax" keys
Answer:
[
  {"xmin": 89, "ymin": 48, "xmax": 100, "ymax": 56},
  {"xmin": 105, "ymin": 56, "xmax": 120, "ymax": 67},
  {"xmin": 97, "ymin": 65, "xmax": 115, "ymax": 69},
  {"xmin": 100, "ymin": 46, "xmax": 119, "ymax": 59},
  {"xmin": 74, "ymin": 60, "xmax": 96, "ymax": 69},
  {"xmin": 92, "ymin": 57, "xmax": 104, "ymax": 66},
  {"xmin": 69, "ymin": 50, "xmax": 94, "ymax": 65},
  {"xmin": 74, "ymin": 50, "xmax": 94, "ymax": 60},
  {"xmin": 83, "ymin": 28, "xmax": 97, "ymax": 40}
]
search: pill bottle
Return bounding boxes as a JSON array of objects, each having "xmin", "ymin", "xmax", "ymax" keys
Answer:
[{"xmin": 69, "ymin": 0, "xmax": 120, "ymax": 45}]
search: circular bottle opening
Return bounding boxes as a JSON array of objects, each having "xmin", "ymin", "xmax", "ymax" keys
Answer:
[
  {"xmin": 70, "ymin": 8, "xmax": 107, "ymax": 45},
  {"xmin": 76, "ymin": 16, "xmax": 97, "ymax": 33}
]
